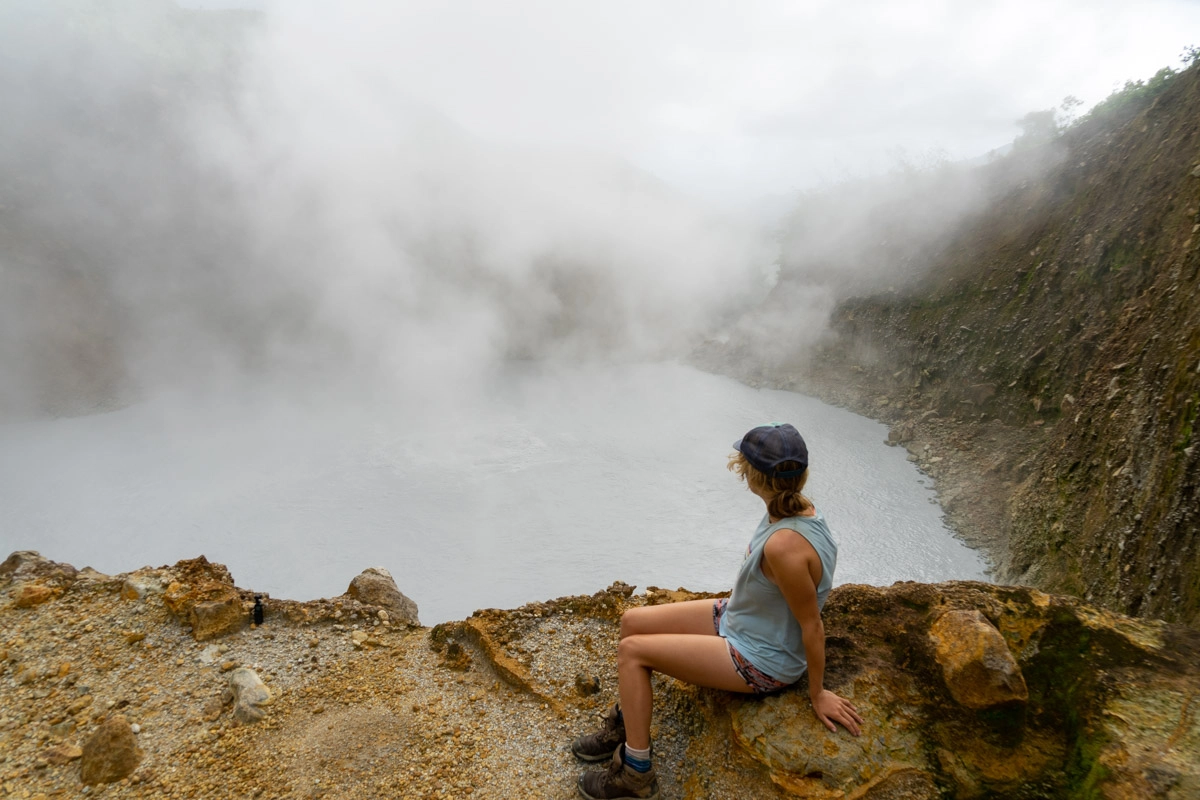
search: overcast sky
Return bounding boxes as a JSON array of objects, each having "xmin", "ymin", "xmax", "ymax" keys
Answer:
[{"xmin": 192, "ymin": 0, "xmax": 1200, "ymax": 211}]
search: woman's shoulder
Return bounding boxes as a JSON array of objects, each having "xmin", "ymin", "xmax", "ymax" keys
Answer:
[
  {"xmin": 772, "ymin": 507, "xmax": 823, "ymax": 526},
  {"xmin": 771, "ymin": 510, "xmax": 836, "ymax": 545}
]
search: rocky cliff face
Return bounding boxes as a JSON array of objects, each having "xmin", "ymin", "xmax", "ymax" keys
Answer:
[
  {"xmin": 4, "ymin": 552, "xmax": 1200, "ymax": 799},
  {"xmin": 702, "ymin": 64, "xmax": 1200, "ymax": 627}
]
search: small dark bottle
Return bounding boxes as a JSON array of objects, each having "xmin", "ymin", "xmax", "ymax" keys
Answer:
[{"xmin": 253, "ymin": 595, "xmax": 264, "ymax": 625}]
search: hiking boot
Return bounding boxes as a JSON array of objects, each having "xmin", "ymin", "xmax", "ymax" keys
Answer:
[
  {"xmin": 577, "ymin": 744, "xmax": 660, "ymax": 800},
  {"xmin": 571, "ymin": 703, "xmax": 625, "ymax": 762}
]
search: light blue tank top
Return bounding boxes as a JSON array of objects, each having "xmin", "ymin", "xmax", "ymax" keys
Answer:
[{"xmin": 718, "ymin": 510, "xmax": 838, "ymax": 684}]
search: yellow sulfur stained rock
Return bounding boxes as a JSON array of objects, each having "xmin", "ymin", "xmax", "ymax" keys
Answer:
[
  {"xmin": 12, "ymin": 583, "xmax": 59, "ymax": 608},
  {"xmin": 163, "ymin": 565, "xmax": 246, "ymax": 642},
  {"xmin": 1088, "ymin": 680, "xmax": 1200, "ymax": 798},
  {"xmin": 189, "ymin": 593, "xmax": 245, "ymax": 642},
  {"xmin": 929, "ymin": 609, "xmax": 1028, "ymax": 709}
]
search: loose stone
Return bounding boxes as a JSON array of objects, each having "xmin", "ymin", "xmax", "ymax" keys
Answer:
[
  {"xmin": 40, "ymin": 744, "xmax": 82, "ymax": 766},
  {"xmin": 227, "ymin": 668, "xmax": 273, "ymax": 724},
  {"xmin": 79, "ymin": 715, "xmax": 142, "ymax": 785}
]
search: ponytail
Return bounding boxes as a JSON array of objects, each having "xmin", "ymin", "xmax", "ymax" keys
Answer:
[
  {"xmin": 728, "ymin": 453, "xmax": 813, "ymax": 518},
  {"xmin": 767, "ymin": 482, "xmax": 811, "ymax": 519}
]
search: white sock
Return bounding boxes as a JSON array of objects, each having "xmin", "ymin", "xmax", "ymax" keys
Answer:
[{"xmin": 624, "ymin": 744, "xmax": 652, "ymax": 769}]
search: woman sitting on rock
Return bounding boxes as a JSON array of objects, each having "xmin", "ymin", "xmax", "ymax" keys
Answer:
[{"xmin": 572, "ymin": 422, "xmax": 863, "ymax": 800}]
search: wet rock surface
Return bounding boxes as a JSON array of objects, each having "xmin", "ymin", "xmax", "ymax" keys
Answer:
[{"xmin": 3, "ymin": 552, "xmax": 1199, "ymax": 798}]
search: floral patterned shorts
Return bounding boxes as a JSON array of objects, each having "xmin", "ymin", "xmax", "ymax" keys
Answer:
[{"xmin": 712, "ymin": 598, "xmax": 789, "ymax": 695}]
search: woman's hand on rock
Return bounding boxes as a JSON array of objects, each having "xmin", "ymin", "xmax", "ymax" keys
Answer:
[{"xmin": 812, "ymin": 689, "xmax": 863, "ymax": 736}]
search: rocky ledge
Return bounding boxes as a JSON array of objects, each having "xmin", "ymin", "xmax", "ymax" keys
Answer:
[{"xmin": 2, "ymin": 551, "xmax": 1198, "ymax": 799}]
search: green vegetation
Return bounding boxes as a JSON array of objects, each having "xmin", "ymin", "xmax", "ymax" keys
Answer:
[
  {"xmin": 1079, "ymin": 66, "xmax": 1180, "ymax": 127},
  {"xmin": 1015, "ymin": 49, "xmax": 1198, "ymax": 147},
  {"xmin": 1092, "ymin": 238, "xmax": 1137, "ymax": 282},
  {"xmin": 1179, "ymin": 393, "xmax": 1199, "ymax": 454},
  {"xmin": 1013, "ymin": 109, "xmax": 1061, "ymax": 150}
]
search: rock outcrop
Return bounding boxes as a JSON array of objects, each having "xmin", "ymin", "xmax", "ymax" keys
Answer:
[
  {"xmin": 442, "ymin": 579, "xmax": 1200, "ymax": 799},
  {"xmin": 2, "ymin": 550, "xmax": 78, "ymax": 594},
  {"xmin": 726, "ymin": 581, "xmax": 1200, "ymax": 797},
  {"xmin": 161, "ymin": 556, "xmax": 248, "ymax": 641},
  {"xmin": 4, "ymin": 554, "xmax": 1198, "ymax": 798}
]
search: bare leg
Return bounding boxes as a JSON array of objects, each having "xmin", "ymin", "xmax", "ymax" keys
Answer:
[
  {"xmin": 619, "ymin": 598, "xmax": 719, "ymax": 639},
  {"xmin": 618, "ymin": 633, "xmax": 753, "ymax": 750}
]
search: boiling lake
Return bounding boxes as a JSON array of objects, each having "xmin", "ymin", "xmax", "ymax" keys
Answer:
[{"xmin": 0, "ymin": 362, "xmax": 988, "ymax": 623}]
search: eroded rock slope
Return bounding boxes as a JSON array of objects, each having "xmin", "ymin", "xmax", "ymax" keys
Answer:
[{"xmin": 703, "ymin": 64, "xmax": 1200, "ymax": 627}]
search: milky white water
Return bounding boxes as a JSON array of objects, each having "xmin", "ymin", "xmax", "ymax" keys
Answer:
[{"xmin": 0, "ymin": 362, "xmax": 987, "ymax": 623}]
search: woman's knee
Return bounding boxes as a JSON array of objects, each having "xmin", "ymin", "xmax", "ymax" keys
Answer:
[
  {"xmin": 619, "ymin": 607, "xmax": 650, "ymax": 639},
  {"xmin": 617, "ymin": 634, "xmax": 649, "ymax": 668}
]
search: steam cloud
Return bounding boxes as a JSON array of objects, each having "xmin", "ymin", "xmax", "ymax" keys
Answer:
[
  {"xmin": 4, "ymin": 0, "xmax": 1168, "ymax": 418},
  {"xmin": 0, "ymin": 1, "xmax": 773, "ymax": 418}
]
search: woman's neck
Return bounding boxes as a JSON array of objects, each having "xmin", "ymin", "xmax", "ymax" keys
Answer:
[{"xmin": 765, "ymin": 499, "xmax": 815, "ymax": 523}]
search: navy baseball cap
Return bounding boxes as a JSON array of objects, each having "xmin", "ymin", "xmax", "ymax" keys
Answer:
[{"xmin": 733, "ymin": 423, "xmax": 809, "ymax": 478}]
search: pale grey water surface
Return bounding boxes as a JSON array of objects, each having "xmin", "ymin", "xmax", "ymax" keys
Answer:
[{"xmin": 0, "ymin": 363, "xmax": 987, "ymax": 623}]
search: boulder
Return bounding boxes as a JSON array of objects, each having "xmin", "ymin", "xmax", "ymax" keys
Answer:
[
  {"xmin": 189, "ymin": 591, "xmax": 245, "ymax": 641},
  {"xmin": 161, "ymin": 557, "xmax": 246, "ymax": 641},
  {"xmin": 346, "ymin": 567, "xmax": 420, "ymax": 626},
  {"xmin": 887, "ymin": 420, "xmax": 916, "ymax": 445},
  {"xmin": 1, "ymin": 551, "xmax": 77, "ymax": 589},
  {"xmin": 165, "ymin": 581, "xmax": 245, "ymax": 641},
  {"xmin": 226, "ymin": 667, "xmax": 273, "ymax": 724},
  {"xmin": 79, "ymin": 715, "xmax": 142, "ymax": 785},
  {"xmin": 929, "ymin": 609, "xmax": 1028, "ymax": 709}
]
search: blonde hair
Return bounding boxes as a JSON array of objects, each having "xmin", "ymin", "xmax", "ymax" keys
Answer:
[{"xmin": 727, "ymin": 451, "xmax": 813, "ymax": 519}]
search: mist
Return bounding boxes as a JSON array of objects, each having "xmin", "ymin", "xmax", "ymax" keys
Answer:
[
  {"xmin": 4, "ymin": 0, "xmax": 1199, "ymax": 419},
  {"xmin": 0, "ymin": 0, "xmax": 776, "ymax": 418}
]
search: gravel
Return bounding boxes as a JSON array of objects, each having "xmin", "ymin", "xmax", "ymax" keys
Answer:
[{"xmin": 2, "ymin": 569, "xmax": 787, "ymax": 799}]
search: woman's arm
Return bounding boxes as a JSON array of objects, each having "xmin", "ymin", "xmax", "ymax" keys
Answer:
[{"xmin": 762, "ymin": 530, "xmax": 863, "ymax": 735}]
